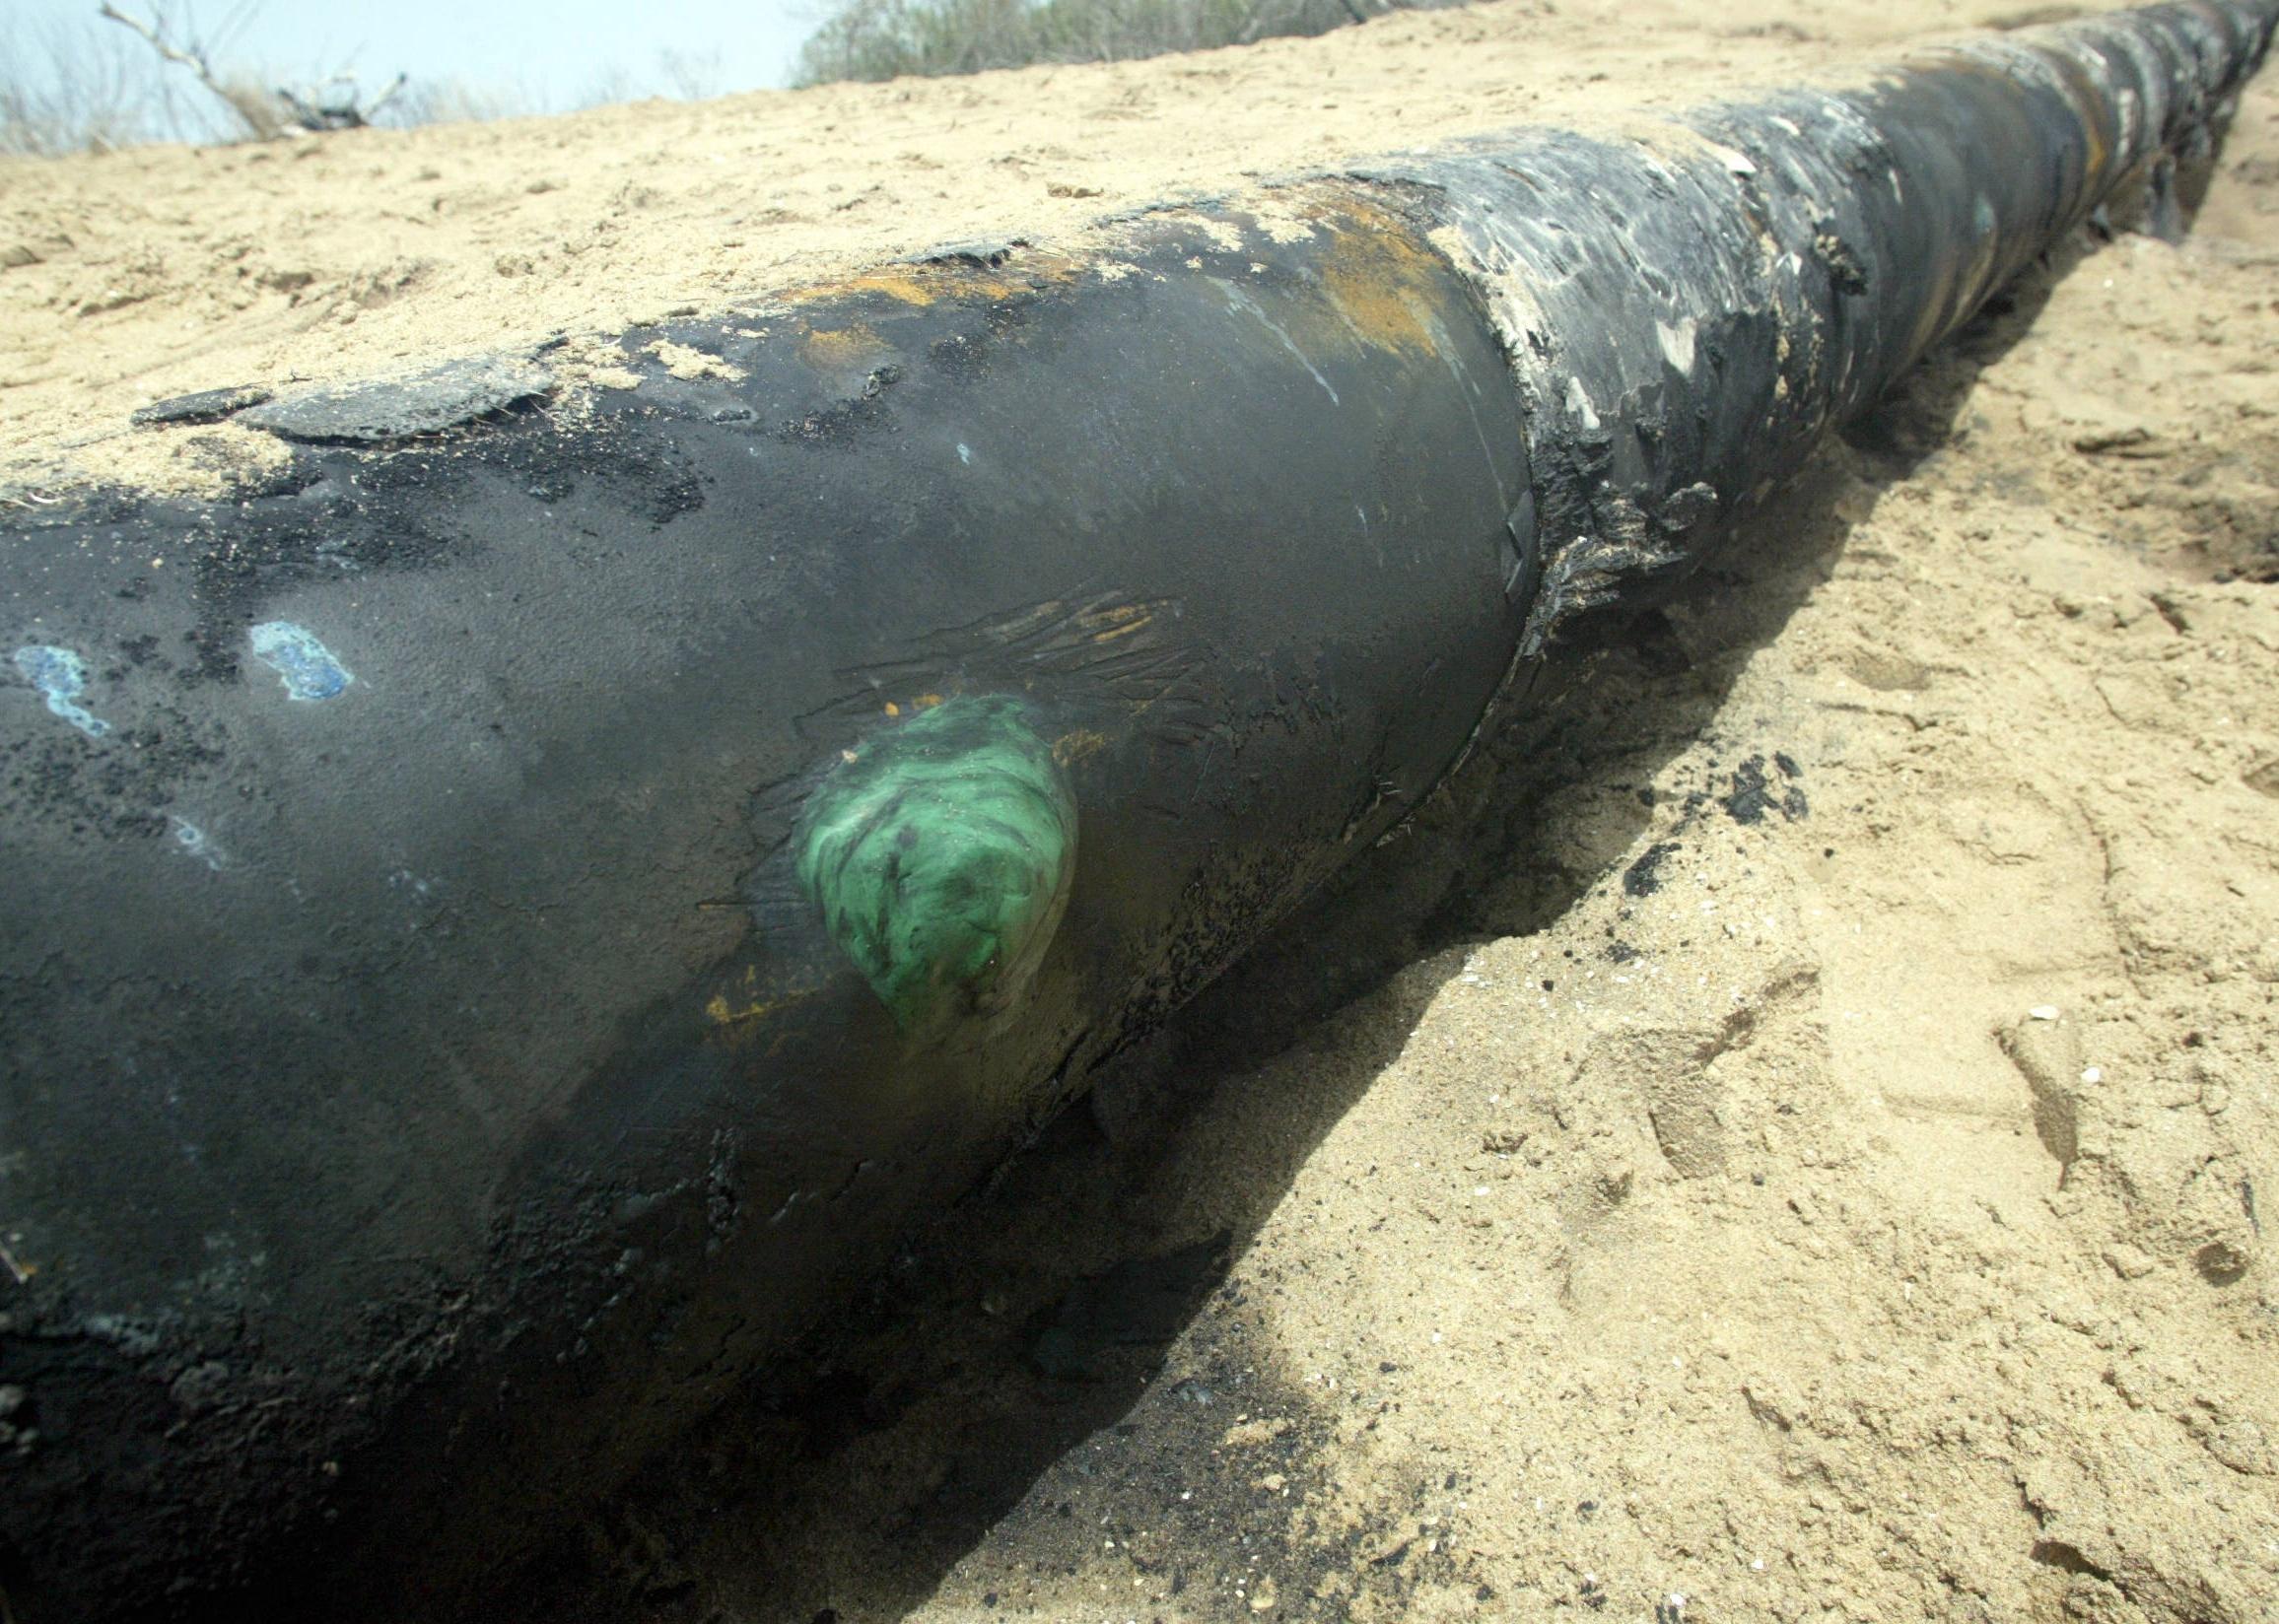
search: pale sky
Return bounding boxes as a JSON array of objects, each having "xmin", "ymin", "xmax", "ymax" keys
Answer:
[{"xmin": 11, "ymin": 0, "xmax": 818, "ymax": 118}]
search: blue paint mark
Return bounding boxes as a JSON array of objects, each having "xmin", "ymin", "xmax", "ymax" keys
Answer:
[
  {"xmin": 12, "ymin": 644, "xmax": 110, "ymax": 738},
  {"xmin": 248, "ymin": 622, "xmax": 353, "ymax": 702},
  {"xmin": 169, "ymin": 816, "xmax": 225, "ymax": 872}
]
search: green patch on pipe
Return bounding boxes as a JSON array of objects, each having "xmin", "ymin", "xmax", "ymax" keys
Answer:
[{"xmin": 795, "ymin": 694, "xmax": 1077, "ymax": 1033}]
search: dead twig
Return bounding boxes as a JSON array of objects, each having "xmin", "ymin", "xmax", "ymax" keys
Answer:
[
  {"xmin": 361, "ymin": 71, "xmax": 406, "ymax": 120},
  {"xmin": 275, "ymin": 69, "xmax": 407, "ymax": 131},
  {"xmin": 97, "ymin": 2, "xmax": 284, "ymax": 138}
]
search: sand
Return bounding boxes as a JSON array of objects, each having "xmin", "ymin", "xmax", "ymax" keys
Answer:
[
  {"xmin": 5, "ymin": 3, "xmax": 2275, "ymax": 1621},
  {"xmin": 0, "ymin": 0, "xmax": 2170, "ymax": 494}
]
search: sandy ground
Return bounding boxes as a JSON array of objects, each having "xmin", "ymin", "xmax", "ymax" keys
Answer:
[
  {"xmin": 6, "ymin": 3, "xmax": 2277, "ymax": 1621},
  {"xmin": 0, "ymin": 0, "xmax": 2174, "ymax": 493}
]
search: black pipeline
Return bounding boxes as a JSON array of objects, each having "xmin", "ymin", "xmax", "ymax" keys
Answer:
[{"xmin": 0, "ymin": 2, "xmax": 2270, "ymax": 1615}]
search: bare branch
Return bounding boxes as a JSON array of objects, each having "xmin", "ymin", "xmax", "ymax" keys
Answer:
[
  {"xmin": 362, "ymin": 70, "xmax": 407, "ymax": 120},
  {"xmin": 97, "ymin": 2, "xmax": 210, "ymax": 80},
  {"xmin": 270, "ymin": 85, "xmax": 321, "ymax": 126},
  {"xmin": 98, "ymin": 2, "xmax": 284, "ymax": 138}
]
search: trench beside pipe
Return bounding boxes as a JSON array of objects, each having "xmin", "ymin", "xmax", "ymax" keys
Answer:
[{"xmin": 0, "ymin": 2, "xmax": 2271, "ymax": 1615}]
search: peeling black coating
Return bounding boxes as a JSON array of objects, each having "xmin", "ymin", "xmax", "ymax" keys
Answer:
[
  {"xmin": 1723, "ymin": 754, "xmax": 1810, "ymax": 825},
  {"xmin": 237, "ymin": 356, "xmax": 555, "ymax": 441},
  {"xmin": 1399, "ymin": 0, "xmax": 2276, "ymax": 651},
  {"xmin": 1623, "ymin": 841, "xmax": 1681, "ymax": 898},
  {"xmin": 127, "ymin": 384, "xmax": 272, "ymax": 428}
]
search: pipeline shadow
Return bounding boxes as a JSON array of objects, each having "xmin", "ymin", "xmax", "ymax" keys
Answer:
[{"xmin": 462, "ymin": 241, "xmax": 2079, "ymax": 1624}]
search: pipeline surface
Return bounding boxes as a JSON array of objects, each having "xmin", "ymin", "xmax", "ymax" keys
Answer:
[{"xmin": 0, "ymin": 2, "xmax": 2271, "ymax": 1614}]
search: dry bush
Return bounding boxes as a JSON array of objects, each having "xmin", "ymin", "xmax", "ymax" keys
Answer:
[
  {"xmin": 0, "ymin": 2, "xmax": 524, "ymax": 157},
  {"xmin": 379, "ymin": 77, "xmax": 533, "ymax": 130},
  {"xmin": 0, "ymin": 12, "xmax": 186, "ymax": 155},
  {"xmin": 792, "ymin": 0, "xmax": 1454, "ymax": 86}
]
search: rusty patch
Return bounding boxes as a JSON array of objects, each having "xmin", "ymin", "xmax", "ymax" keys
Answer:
[
  {"xmin": 1307, "ymin": 194, "xmax": 1448, "ymax": 356},
  {"xmin": 782, "ymin": 250, "xmax": 1088, "ymax": 317},
  {"xmin": 800, "ymin": 323, "xmax": 895, "ymax": 371}
]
